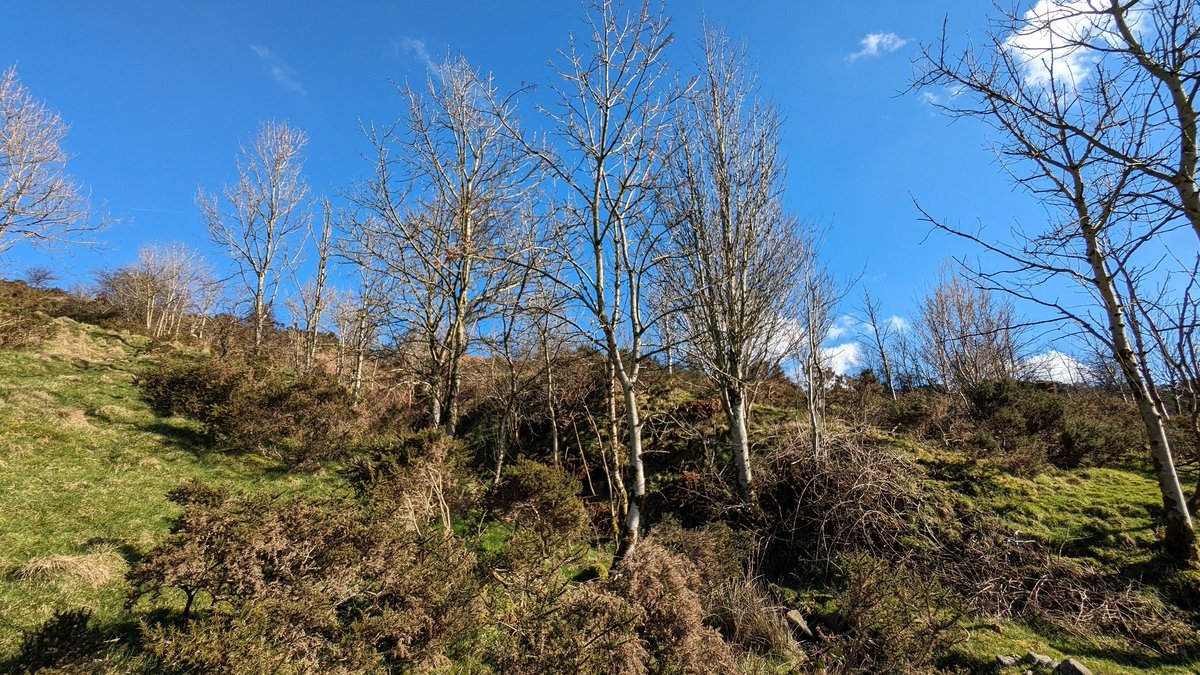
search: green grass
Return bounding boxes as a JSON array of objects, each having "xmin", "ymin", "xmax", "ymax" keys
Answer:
[
  {"xmin": 0, "ymin": 319, "xmax": 349, "ymax": 658},
  {"xmin": 978, "ymin": 467, "xmax": 1164, "ymax": 574},
  {"xmin": 937, "ymin": 455, "xmax": 1199, "ymax": 674},
  {"xmin": 949, "ymin": 619, "xmax": 1200, "ymax": 674}
]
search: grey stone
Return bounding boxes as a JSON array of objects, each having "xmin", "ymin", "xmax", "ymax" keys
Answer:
[
  {"xmin": 1023, "ymin": 652, "xmax": 1058, "ymax": 669},
  {"xmin": 785, "ymin": 609, "xmax": 814, "ymax": 640},
  {"xmin": 1054, "ymin": 658, "xmax": 1093, "ymax": 675},
  {"xmin": 995, "ymin": 654, "xmax": 1020, "ymax": 668}
]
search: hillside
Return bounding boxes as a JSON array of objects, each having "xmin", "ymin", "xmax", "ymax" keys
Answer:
[
  {"xmin": 0, "ymin": 318, "xmax": 347, "ymax": 660},
  {"xmin": 0, "ymin": 315, "xmax": 1198, "ymax": 673}
]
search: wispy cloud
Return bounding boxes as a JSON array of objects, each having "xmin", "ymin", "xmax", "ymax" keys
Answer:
[
  {"xmin": 395, "ymin": 36, "xmax": 438, "ymax": 72},
  {"xmin": 848, "ymin": 32, "xmax": 910, "ymax": 61},
  {"xmin": 826, "ymin": 315, "xmax": 859, "ymax": 342},
  {"xmin": 250, "ymin": 44, "xmax": 307, "ymax": 95}
]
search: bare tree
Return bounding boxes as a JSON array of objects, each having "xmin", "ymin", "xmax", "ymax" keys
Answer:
[
  {"xmin": 96, "ymin": 243, "xmax": 216, "ymax": 340},
  {"xmin": 968, "ymin": 1, "xmax": 1200, "ymax": 243},
  {"xmin": 916, "ymin": 265, "xmax": 1027, "ymax": 392},
  {"xmin": 348, "ymin": 55, "xmax": 533, "ymax": 436},
  {"xmin": 0, "ymin": 65, "xmax": 101, "ymax": 254},
  {"xmin": 916, "ymin": 11, "xmax": 1197, "ymax": 558},
  {"xmin": 1128, "ymin": 258, "xmax": 1200, "ymax": 505},
  {"xmin": 793, "ymin": 232, "xmax": 845, "ymax": 457},
  {"xmin": 22, "ymin": 266, "xmax": 55, "ymax": 289},
  {"xmin": 518, "ymin": 0, "xmax": 678, "ymax": 556},
  {"xmin": 199, "ymin": 120, "xmax": 310, "ymax": 356},
  {"xmin": 290, "ymin": 198, "xmax": 335, "ymax": 371},
  {"xmin": 858, "ymin": 289, "xmax": 899, "ymax": 399},
  {"xmin": 663, "ymin": 29, "xmax": 800, "ymax": 499}
]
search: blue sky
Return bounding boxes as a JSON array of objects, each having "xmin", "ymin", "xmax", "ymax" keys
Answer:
[{"xmin": 1, "ymin": 0, "xmax": 1062, "ymax": 368}]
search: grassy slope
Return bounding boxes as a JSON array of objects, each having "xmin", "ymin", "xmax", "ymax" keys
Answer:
[
  {"xmin": 0, "ymin": 317, "xmax": 1196, "ymax": 672},
  {"xmin": 924, "ymin": 449, "xmax": 1200, "ymax": 674},
  {"xmin": 0, "ymin": 318, "xmax": 348, "ymax": 658}
]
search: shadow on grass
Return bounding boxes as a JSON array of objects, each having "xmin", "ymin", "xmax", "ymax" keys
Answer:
[
  {"xmin": 83, "ymin": 537, "xmax": 146, "ymax": 566},
  {"xmin": 140, "ymin": 418, "xmax": 298, "ymax": 480},
  {"xmin": 0, "ymin": 610, "xmax": 145, "ymax": 674},
  {"xmin": 142, "ymin": 420, "xmax": 209, "ymax": 455}
]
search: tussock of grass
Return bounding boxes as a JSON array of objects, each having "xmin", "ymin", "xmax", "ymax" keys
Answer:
[
  {"xmin": 7, "ymin": 390, "xmax": 53, "ymax": 406},
  {"xmin": 40, "ymin": 317, "xmax": 131, "ymax": 363},
  {"xmin": 13, "ymin": 549, "xmax": 126, "ymax": 589},
  {"xmin": 91, "ymin": 404, "xmax": 136, "ymax": 423},
  {"xmin": 53, "ymin": 409, "xmax": 91, "ymax": 429}
]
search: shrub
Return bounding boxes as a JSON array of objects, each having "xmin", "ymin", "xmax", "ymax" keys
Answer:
[
  {"xmin": 209, "ymin": 370, "xmax": 360, "ymax": 463},
  {"xmin": 341, "ymin": 430, "xmax": 479, "ymax": 532},
  {"xmin": 139, "ymin": 357, "xmax": 360, "ymax": 464},
  {"xmin": 490, "ymin": 458, "xmax": 590, "ymax": 555},
  {"xmin": 138, "ymin": 357, "xmax": 245, "ymax": 420},
  {"xmin": 129, "ymin": 482, "xmax": 482, "ymax": 672},
  {"xmin": 143, "ymin": 598, "xmax": 382, "ymax": 675},
  {"xmin": 884, "ymin": 388, "xmax": 964, "ymax": 443},
  {"xmin": 611, "ymin": 541, "xmax": 740, "ymax": 674},
  {"xmin": 816, "ymin": 554, "xmax": 963, "ymax": 674},
  {"xmin": 0, "ymin": 307, "xmax": 53, "ymax": 350},
  {"xmin": 483, "ymin": 577, "xmax": 647, "ymax": 675}
]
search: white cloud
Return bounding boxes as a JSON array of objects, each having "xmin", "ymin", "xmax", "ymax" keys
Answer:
[
  {"xmin": 822, "ymin": 342, "xmax": 864, "ymax": 376},
  {"xmin": 886, "ymin": 315, "xmax": 909, "ymax": 332},
  {"xmin": 826, "ymin": 315, "xmax": 859, "ymax": 341},
  {"xmin": 848, "ymin": 32, "xmax": 910, "ymax": 61},
  {"xmin": 396, "ymin": 36, "xmax": 438, "ymax": 72},
  {"xmin": 1024, "ymin": 349, "xmax": 1086, "ymax": 384},
  {"xmin": 1002, "ymin": 0, "xmax": 1134, "ymax": 88},
  {"xmin": 249, "ymin": 44, "xmax": 307, "ymax": 95}
]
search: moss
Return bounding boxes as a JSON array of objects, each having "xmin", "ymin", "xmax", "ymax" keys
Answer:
[
  {"xmin": 947, "ymin": 620, "xmax": 1199, "ymax": 674},
  {"xmin": 975, "ymin": 467, "xmax": 1163, "ymax": 573}
]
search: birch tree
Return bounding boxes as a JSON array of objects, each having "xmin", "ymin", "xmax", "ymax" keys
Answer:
[
  {"xmin": 916, "ymin": 12, "xmax": 1197, "ymax": 558},
  {"xmin": 291, "ymin": 199, "xmax": 335, "ymax": 371},
  {"xmin": 349, "ymin": 55, "xmax": 532, "ymax": 436},
  {"xmin": 0, "ymin": 65, "xmax": 101, "ymax": 254},
  {"xmin": 794, "ymin": 233, "xmax": 844, "ymax": 457},
  {"xmin": 916, "ymin": 266, "xmax": 1028, "ymax": 391},
  {"xmin": 199, "ymin": 120, "xmax": 310, "ymax": 356},
  {"xmin": 858, "ymin": 290, "xmax": 899, "ymax": 399},
  {"xmin": 96, "ymin": 243, "xmax": 215, "ymax": 340},
  {"xmin": 512, "ymin": 0, "xmax": 678, "ymax": 555},
  {"xmin": 664, "ymin": 29, "xmax": 800, "ymax": 499}
]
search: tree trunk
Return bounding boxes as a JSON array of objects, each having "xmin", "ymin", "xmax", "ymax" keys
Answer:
[
  {"xmin": 352, "ymin": 311, "xmax": 366, "ymax": 402},
  {"xmin": 544, "ymin": 347, "xmax": 560, "ymax": 467},
  {"xmin": 1082, "ymin": 212, "xmax": 1194, "ymax": 560},
  {"xmin": 615, "ymin": 377, "xmax": 644, "ymax": 562},
  {"xmin": 253, "ymin": 272, "xmax": 267, "ymax": 356},
  {"xmin": 493, "ymin": 410, "xmax": 510, "ymax": 485},
  {"xmin": 723, "ymin": 385, "xmax": 753, "ymax": 500},
  {"xmin": 444, "ymin": 320, "xmax": 465, "ymax": 437},
  {"xmin": 605, "ymin": 358, "xmax": 627, "ymax": 516}
]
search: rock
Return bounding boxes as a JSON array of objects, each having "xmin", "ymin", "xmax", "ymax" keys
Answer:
[
  {"xmin": 1023, "ymin": 652, "xmax": 1058, "ymax": 669},
  {"xmin": 1055, "ymin": 659, "xmax": 1092, "ymax": 675},
  {"xmin": 785, "ymin": 609, "xmax": 814, "ymax": 640},
  {"xmin": 995, "ymin": 654, "xmax": 1019, "ymax": 668}
]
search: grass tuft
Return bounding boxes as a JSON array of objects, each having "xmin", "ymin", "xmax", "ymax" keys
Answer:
[{"xmin": 13, "ymin": 548, "xmax": 126, "ymax": 589}]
